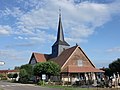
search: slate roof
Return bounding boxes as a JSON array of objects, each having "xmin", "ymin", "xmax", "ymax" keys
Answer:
[
  {"xmin": 29, "ymin": 45, "xmax": 104, "ymax": 73},
  {"xmin": 51, "ymin": 46, "xmax": 77, "ymax": 67},
  {"xmin": 52, "ymin": 45, "xmax": 95, "ymax": 68},
  {"xmin": 53, "ymin": 40, "xmax": 70, "ymax": 46}
]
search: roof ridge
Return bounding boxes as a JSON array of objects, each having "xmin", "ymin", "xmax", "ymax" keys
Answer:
[
  {"xmin": 61, "ymin": 46, "xmax": 78, "ymax": 69},
  {"xmin": 78, "ymin": 47, "xmax": 95, "ymax": 68}
]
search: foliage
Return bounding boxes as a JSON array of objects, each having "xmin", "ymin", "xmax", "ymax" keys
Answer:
[
  {"xmin": 102, "ymin": 68, "xmax": 113, "ymax": 77},
  {"xmin": 7, "ymin": 73, "xmax": 18, "ymax": 81},
  {"xmin": 14, "ymin": 66, "xmax": 20, "ymax": 70},
  {"xmin": 20, "ymin": 64, "xmax": 33, "ymax": 79},
  {"xmin": 13, "ymin": 73, "xmax": 18, "ymax": 78},
  {"xmin": 33, "ymin": 61, "xmax": 60, "ymax": 78},
  {"xmin": 1, "ymin": 77, "xmax": 7, "ymax": 80},
  {"xmin": 19, "ymin": 64, "xmax": 33, "ymax": 83},
  {"xmin": 0, "ymin": 74, "xmax": 3, "ymax": 78},
  {"xmin": 19, "ymin": 69, "xmax": 29, "ymax": 83},
  {"xmin": 38, "ymin": 80, "xmax": 45, "ymax": 86},
  {"xmin": 109, "ymin": 58, "xmax": 120, "ymax": 73},
  {"xmin": 0, "ymin": 74, "xmax": 6, "ymax": 80},
  {"xmin": 7, "ymin": 73, "xmax": 13, "ymax": 78}
]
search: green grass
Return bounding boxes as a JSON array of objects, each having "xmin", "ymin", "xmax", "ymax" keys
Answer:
[{"xmin": 43, "ymin": 85, "xmax": 119, "ymax": 90}]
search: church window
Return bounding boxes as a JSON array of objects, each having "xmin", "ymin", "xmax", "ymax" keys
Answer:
[{"xmin": 77, "ymin": 60, "xmax": 83, "ymax": 67}]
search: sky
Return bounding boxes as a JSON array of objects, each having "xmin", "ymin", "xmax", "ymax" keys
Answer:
[{"xmin": 0, "ymin": 0, "xmax": 120, "ymax": 70}]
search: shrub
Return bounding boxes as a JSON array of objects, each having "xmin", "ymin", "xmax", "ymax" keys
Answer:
[{"xmin": 38, "ymin": 80, "xmax": 46, "ymax": 86}]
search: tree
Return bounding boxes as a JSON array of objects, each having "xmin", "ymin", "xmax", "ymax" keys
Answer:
[
  {"xmin": 13, "ymin": 73, "xmax": 18, "ymax": 79},
  {"xmin": 33, "ymin": 61, "xmax": 60, "ymax": 80},
  {"xmin": 19, "ymin": 64, "xmax": 33, "ymax": 83},
  {"xmin": 20, "ymin": 64, "xmax": 33, "ymax": 79},
  {"xmin": 7, "ymin": 73, "xmax": 18, "ymax": 81},
  {"xmin": 7, "ymin": 73, "xmax": 13, "ymax": 79},
  {"xmin": 14, "ymin": 66, "xmax": 20, "ymax": 70},
  {"xmin": 19, "ymin": 69, "xmax": 29, "ymax": 83},
  {"xmin": 0, "ymin": 74, "xmax": 4, "ymax": 79},
  {"xmin": 102, "ymin": 68, "xmax": 113, "ymax": 77},
  {"xmin": 109, "ymin": 58, "xmax": 120, "ymax": 74}
]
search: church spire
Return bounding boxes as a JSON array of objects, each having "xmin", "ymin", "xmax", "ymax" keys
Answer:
[
  {"xmin": 53, "ymin": 9, "xmax": 70, "ymax": 46},
  {"xmin": 57, "ymin": 8, "xmax": 64, "ymax": 42},
  {"xmin": 51, "ymin": 9, "xmax": 70, "ymax": 57}
]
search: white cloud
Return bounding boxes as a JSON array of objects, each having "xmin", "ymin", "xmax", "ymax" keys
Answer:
[
  {"xmin": 0, "ymin": 49, "xmax": 31, "ymax": 69},
  {"xmin": 0, "ymin": 49, "xmax": 28, "ymax": 61},
  {"xmin": 0, "ymin": 25, "xmax": 11, "ymax": 35},
  {"xmin": 14, "ymin": 0, "xmax": 120, "ymax": 44},
  {"xmin": 1, "ymin": 7, "xmax": 24, "ymax": 18},
  {"xmin": 1, "ymin": 0, "xmax": 120, "ymax": 44},
  {"xmin": 106, "ymin": 47, "xmax": 120, "ymax": 53}
]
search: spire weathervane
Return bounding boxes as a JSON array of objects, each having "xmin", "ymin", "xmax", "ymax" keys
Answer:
[
  {"xmin": 59, "ymin": 7, "xmax": 61, "ymax": 17},
  {"xmin": 52, "ymin": 8, "xmax": 70, "ymax": 57}
]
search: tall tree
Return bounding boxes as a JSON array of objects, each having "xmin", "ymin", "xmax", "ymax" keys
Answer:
[
  {"xmin": 109, "ymin": 58, "xmax": 120, "ymax": 73},
  {"xmin": 33, "ymin": 61, "xmax": 60, "ymax": 79},
  {"xmin": 7, "ymin": 73, "xmax": 13, "ymax": 79},
  {"xmin": 19, "ymin": 69, "xmax": 29, "ymax": 83},
  {"xmin": 20, "ymin": 64, "xmax": 33, "ymax": 79}
]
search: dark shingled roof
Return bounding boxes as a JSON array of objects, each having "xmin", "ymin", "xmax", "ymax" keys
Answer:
[
  {"xmin": 51, "ymin": 46, "xmax": 77, "ymax": 67},
  {"xmin": 52, "ymin": 45, "xmax": 95, "ymax": 68},
  {"xmin": 53, "ymin": 40, "xmax": 70, "ymax": 46}
]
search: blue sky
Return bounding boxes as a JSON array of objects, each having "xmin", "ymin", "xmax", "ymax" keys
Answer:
[{"xmin": 0, "ymin": 0, "xmax": 120, "ymax": 70}]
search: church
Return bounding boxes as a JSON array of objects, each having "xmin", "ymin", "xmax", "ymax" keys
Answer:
[{"xmin": 29, "ymin": 12, "xmax": 104, "ymax": 85}]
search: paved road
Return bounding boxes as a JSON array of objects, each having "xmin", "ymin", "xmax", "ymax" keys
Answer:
[{"xmin": 0, "ymin": 81, "xmax": 62, "ymax": 90}]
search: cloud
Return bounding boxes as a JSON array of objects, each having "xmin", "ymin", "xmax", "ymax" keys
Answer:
[
  {"xmin": 1, "ymin": 7, "xmax": 24, "ymax": 18},
  {"xmin": 106, "ymin": 47, "xmax": 120, "ymax": 53},
  {"xmin": 0, "ymin": 0, "xmax": 120, "ymax": 44},
  {"xmin": 0, "ymin": 49, "xmax": 30, "ymax": 61},
  {"xmin": 14, "ymin": 36, "xmax": 28, "ymax": 40},
  {"xmin": 15, "ymin": 0, "xmax": 120, "ymax": 43},
  {"xmin": 0, "ymin": 25, "xmax": 11, "ymax": 35}
]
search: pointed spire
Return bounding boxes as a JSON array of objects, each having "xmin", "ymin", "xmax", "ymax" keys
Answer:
[
  {"xmin": 57, "ymin": 8, "xmax": 64, "ymax": 42},
  {"xmin": 51, "ymin": 9, "xmax": 70, "ymax": 57},
  {"xmin": 52, "ymin": 9, "xmax": 70, "ymax": 46}
]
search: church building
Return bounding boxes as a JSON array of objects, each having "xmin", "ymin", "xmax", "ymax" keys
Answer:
[{"xmin": 29, "ymin": 12, "xmax": 104, "ymax": 85}]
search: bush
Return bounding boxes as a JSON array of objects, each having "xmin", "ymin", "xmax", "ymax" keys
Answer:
[
  {"xmin": 19, "ymin": 77, "xmax": 29, "ymax": 84},
  {"xmin": 1, "ymin": 77, "xmax": 7, "ymax": 80},
  {"xmin": 19, "ymin": 69, "xmax": 29, "ymax": 83},
  {"xmin": 38, "ymin": 80, "xmax": 46, "ymax": 86}
]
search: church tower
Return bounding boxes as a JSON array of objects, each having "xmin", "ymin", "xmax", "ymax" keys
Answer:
[{"xmin": 51, "ymin": 10, "xmax": 70, "ymax": 58}]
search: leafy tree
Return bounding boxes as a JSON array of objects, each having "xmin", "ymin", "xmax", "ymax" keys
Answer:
[
  {"xmin": 102, "ymin": 68, "xmax": 113, "ymax": 77},
  {"xmin": 19, "ymin": 64, "xmax": 33, "ymax": 83},
  {"xmin": 7, "ymin": 73, "xmax": 13, "ymax": 79},
  {"xmin": 19, "ymin": 69, "xmax": 29, "ymax": 83},
  {"xmin": 33, "ymin": 61, "xmax": 60, "ymax": 79},
  {"xmin": 20, "ymin": 64, "xmax": 33, "ymax": 79},
  {"xmin": 109, "ymin": 58, "xmax": 120, "ymax": 73},
  {"xmin": 14, "ymin": 66, "xmax": 20, "ymax": 70},
  {"xmin": 13, "ymin": 73, "xmax": 18, "ymax": 78},
  {"xmin": 0, "ymin": 74, "xmax": 4, "ymax": 79}
]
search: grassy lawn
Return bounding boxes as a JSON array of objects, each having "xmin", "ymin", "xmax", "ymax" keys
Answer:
[{"xmin": 43, "ymin": 85, "xmax": 119, "ymax": 90}]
